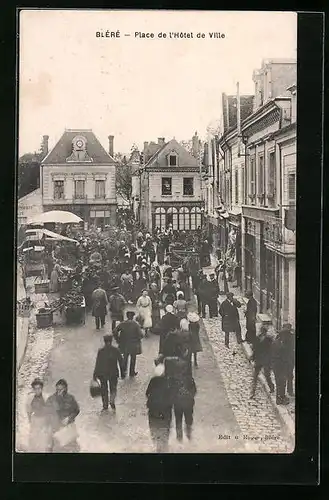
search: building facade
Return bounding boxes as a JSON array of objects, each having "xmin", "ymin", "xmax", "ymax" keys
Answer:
[
  {"xmin": 41, "ymin": 130, "xmax": 117, "ymax": 229},
  {"xmin": 205, "ymin": 59, "xmax": 296, "ymax": 328},
  {"xmin": 139, "ymin": 136, "xmax": 204, "ymax": 232}
]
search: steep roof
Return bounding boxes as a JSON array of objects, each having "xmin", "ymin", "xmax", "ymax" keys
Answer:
[
  {"xmin": 42, "ymin": 129, "xmax": 115, "ymax": 165},
  {"xmin": 145, "ymin": 139, "xmax": 198, "ymax": 169}
]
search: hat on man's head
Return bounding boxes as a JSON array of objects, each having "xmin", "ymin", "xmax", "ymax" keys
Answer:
[
  {"xmin": 227, "ymin": 292, "xmax": 234, "ymax": 299},
  {"xmin": 165, "ymin": 305, "xmax": 174, "ymax": 313},
  {"xmin": 56, "ymin": 378, "xmax": 68, "ymax": 388},
  {"xmin": 126, "ymin": 311, "xmax": 135, "ymax": 319},
  {"xmin": 31, "ymin": 378, "xmax": 43, "ymax": 388}
]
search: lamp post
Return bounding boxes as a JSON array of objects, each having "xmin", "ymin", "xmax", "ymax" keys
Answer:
[{"xmin": 215, "ymin": 205, "xmax": 229, "ymax": 294}]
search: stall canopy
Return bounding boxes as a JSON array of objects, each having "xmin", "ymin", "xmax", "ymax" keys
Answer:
[
  {"xmin": 26, "ymin": 228, "xmax": 78, "ymax": 243},
  {"xmin": 27, "ymin": 210, "xmax": 83, "ymax": 225}
]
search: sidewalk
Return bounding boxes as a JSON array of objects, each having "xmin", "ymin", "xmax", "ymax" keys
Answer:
[
  {"xmin": 201, "ymin": 253, "xmax": 295, "ymax": 443},
  {"xmin": 16, "ymin": 264, "xmax": 29, "ymax": 370}
]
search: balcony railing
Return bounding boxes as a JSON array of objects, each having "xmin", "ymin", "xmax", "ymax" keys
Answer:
[
  {"xmin": 74, "ymin": 193, "xmax": 87, "ymax": 199},
  {"xmin": 263, "ymin": 216, "xmax": 283, "ymax": 245}
]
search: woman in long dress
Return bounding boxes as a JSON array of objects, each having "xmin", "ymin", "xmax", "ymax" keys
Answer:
[
  {"xmin": 136, "ymin": 289, "xmax": 153, "ymax": 337},
  {"xmin": 148, "ymin": 282, "xmax": 161, "ymax": 334},
  {"xmin": 49, "ymin": 263, "xmax": 61, "ymax": 293},
  {"xmin": 187, "ymin": 312, "xmax": 203, "ymax": 368},
  {"xmin": 26, "ymin": 378, "xmax": 52, "ymax": 452}
]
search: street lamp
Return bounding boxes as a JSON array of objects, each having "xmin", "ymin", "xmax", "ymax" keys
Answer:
[{"xmin": 215, "ymin": 205, "xmax": 229, "ymax": 294}]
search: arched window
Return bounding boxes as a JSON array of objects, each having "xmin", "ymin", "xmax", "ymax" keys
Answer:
[
  {"xmin": 167, "ymin": 207, "xmax": 178, "ymax": 230},
  {"xmin": 155, "ymin": 207, "xmax": 166, "ymax": 230},
  {"xmin": 190, "ymin": 207, "xmax": 202, "ymax": 230},
  {"xmin": 179, "ymin": 207, "xmax": 190, "ymax": 230}
]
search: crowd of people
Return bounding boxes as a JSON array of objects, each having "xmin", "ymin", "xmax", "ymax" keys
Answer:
[{"xmin": 23, "ymin": 216, "xmax": 295, "ymax": 452}]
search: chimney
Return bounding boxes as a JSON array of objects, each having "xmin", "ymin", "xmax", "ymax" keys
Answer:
[
  {"xmin": 108, "ymin": 135, "xmax": 114, "ymax": 157},
  {"xmin": 192, "ymin": 131, "xmax": 199, "ymax": 158},
  {"xmin": 143, "ymin": 141, "xmax": 148, "ymax": 152},
  {"xmin": 158, "ymin": 137, "xmax": 165, "ymax": 145},
  {"xmin": 42, "ymin": 135, "xmax": 49, "ymax": 156}
]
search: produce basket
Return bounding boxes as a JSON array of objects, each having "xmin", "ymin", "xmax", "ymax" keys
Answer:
[
  {"xmin": 36, "ymin": 307, "xmax": 53, "ymax": 329},
  {"xmin": 17, "ymin": 299, "xmax": 32, "ymax": 318},
  {"xmin": 34, "ymin": 278, "xmax": 50, "ymax": 294},
  {"xmin": 64, "ymin": 296, "xmax": 85, "ymax": 325}
]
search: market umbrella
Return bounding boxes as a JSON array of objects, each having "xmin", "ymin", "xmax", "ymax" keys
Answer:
[{"xmin": 27, "ymin": 210, "xmax": 83, "ymax": 225}]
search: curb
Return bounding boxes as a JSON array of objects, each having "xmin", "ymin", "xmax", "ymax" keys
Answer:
[{"xmin": 240, "ymin": 340, "xmax": 295, "ymax": 445}]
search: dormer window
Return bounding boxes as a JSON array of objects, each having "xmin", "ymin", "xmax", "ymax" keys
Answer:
[
  {"xmin": 167, "ymin": 151, "xmax": 178, "ymax": 166},
  {"xmin": 66, "ymin": 135, "xmax": 93, "ymax": 162}
]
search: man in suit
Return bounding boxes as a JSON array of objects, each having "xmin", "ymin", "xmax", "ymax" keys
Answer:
[
  {"xmin": 113, "ymin": 311, "xmax": 143, "ymax": 378},
  {"xmin": 245, "ymin": 290, "xmax": 258, "ymax": 344},
  {"xmin": 219, "ymin": 292, "xmax": 242, "ymax": 348},
  {"xmin": 207, "ymin": 273, "xmax": 220, "ymax": 318},
  {"xmin": 91, "ymin": 281, "xmax": 108, "ymax": 330},
  {"xmin": 93, "ymin": 335, "xmax": 125, "ymax": 411}
]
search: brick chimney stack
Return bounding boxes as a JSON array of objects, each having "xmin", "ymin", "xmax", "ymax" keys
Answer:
[
  {"xmin": 158, "ymin": 137, "xmax": 165, "ymax": 145},
  {"xmin": 108, "ymin": 135, "xmax": 114, "ymax": 157},
  {"xmin": 192, "ymin": 131, "xmax": 200, "ymax": 158},
  {"xmin": 42, "ymin": 135, "xmax": 49, "ymax": 156}
]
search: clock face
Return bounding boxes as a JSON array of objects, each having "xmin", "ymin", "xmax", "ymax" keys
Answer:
[{"xmin": 76, "ymin": 139, "xmax": 84, "ymax": 148}]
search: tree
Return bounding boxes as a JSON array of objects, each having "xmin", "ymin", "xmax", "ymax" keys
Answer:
[
  {"xmin": 18, "ymin": 138, "xmax": 49, "ymax": 199},
  {"xmin": 114, "ymin": 153, "xmax": 133, "ymax": 207}
]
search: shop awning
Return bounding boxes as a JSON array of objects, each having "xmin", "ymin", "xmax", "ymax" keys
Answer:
[{"xmin": 26, "ymin": 228, "xmax": 78, "ymax": 243}]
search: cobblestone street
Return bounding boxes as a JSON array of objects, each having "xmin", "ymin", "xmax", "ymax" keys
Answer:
[{"xmin": 17, "ymin": 288, "xmax": 294, "ymax": 453}]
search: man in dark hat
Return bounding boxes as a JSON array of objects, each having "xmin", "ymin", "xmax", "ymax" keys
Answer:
[
  {"xmin": 207, "ymin": 273, "xmax": 219, "ymax": 318},
  {"xmin": 245, "ymin": 290, "xmax": 257, "ymax": 344},
  {"xmin": 219, "ymin": 292, "xmax": 242, "ymax": 348},
  {"xmin": 93, "ymin": 334, "xmax": 125, "ymax": 411},
  {"xmin": 113, "ymin": 311, "xmax": 143, "ymax": 378},
  {"xmin": 108, "ymin": 287, "xmax": 126, "ymax": 332}
]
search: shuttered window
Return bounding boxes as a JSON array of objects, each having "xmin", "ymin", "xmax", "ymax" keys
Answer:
[{"xmin": 288, "ymin": 173, "xmax": 296, "ymax": 206}]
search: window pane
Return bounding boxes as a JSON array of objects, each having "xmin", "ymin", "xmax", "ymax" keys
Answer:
[
  {"xmin": 96, "ymin": 211, "xmax": 104, "ymax": 217},
  {"xmin": 162, "ymin": 178, "xmax": 172, "ymax": 195},
  {"xmin": 173, "ymin": 213, "xmax": 178, "ymax": 230},
  {"xmin": 155, "ymin": 214, "xmax": 160, "ymax": 228},
  {"xmin": 179, "ymin": 214, "xmax": 184, "ymax": 229},
  {"xmin": 169, "ymin": 155, "xmax": 177, "ymax": 166},
  {"xmin": 190, "ymin": 217, "xmax": 196, "ymax": 230},
  {"xmin": 183, "ymin": 178, "xmax": 194, "ymax": 195},
  {"xmin": 196, "ymin": 214, "xmax": 201, "ymax": 227},
  {"xmin": 95, "ymin": 180, "xmax": 105, "ymax": 198},
  {"xmin": 160, "ymin": 214, "xmax": 166, "ymax": 229},
  {"xmin": 184, "ymin": 213, "xmax": 190, "ymax": 229},
  {"xmin": 75, "ymin": 180, "xmax": 85, "ymax": 198},
  {"xmin": 54, "ymin": 180, "xmax": 64, "ymax": 200},
  {"xmin": 288, "ymin": 174, "xmax": 296, "ymax": 204},
  {"xmin": 104, "ymin": 210, "xmax": 110, "ymax": 217}
]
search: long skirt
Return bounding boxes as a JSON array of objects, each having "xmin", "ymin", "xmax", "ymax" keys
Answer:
[
  {"xmin": 151, "ymin": 307, "xmax": 161, "ymax": 334},
  {"xmin": 28, "ymin": 416, "xmax": 52, "ymax": 452},
  {"xmin": 138, "ymin": 306, "xmax": 153, "ymax": 329}
]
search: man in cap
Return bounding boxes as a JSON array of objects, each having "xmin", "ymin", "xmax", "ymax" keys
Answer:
[
  {"xmin": 113, "ymin": 311, "xmax": 143, "ymax": 378},
  {"xmin": 93, "ymin": 334, "xmax": 125, "ymax": 411},
  {"xmin": 158, "ymin": 304, "xmax": 180, "ymax": 355},
  {"xmin": 219, "ymin": 292, "xmax": 242, "ymax": 348}
]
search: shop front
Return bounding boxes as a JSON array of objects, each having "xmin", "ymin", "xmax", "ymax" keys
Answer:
[{"xmin": 151, "ymin": 202, "xmax": 204, "ymax": 232}]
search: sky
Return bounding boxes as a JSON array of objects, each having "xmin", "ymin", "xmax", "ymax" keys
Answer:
[{"xmin": 19, "ymin": 10, "xmax": 297, "ymax": 157}]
